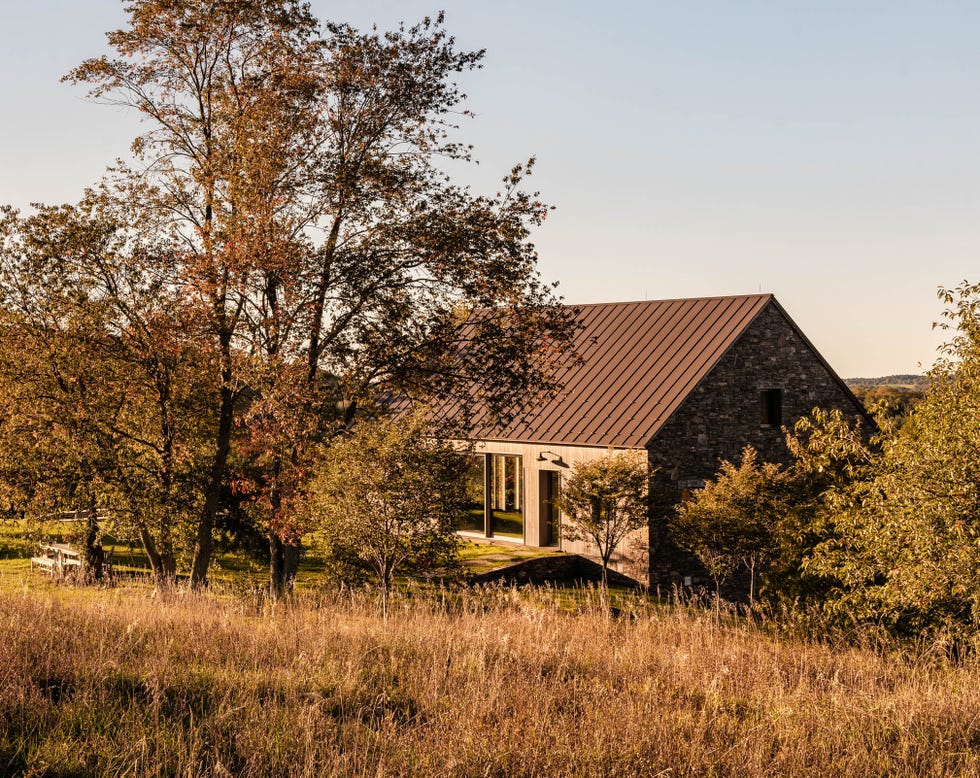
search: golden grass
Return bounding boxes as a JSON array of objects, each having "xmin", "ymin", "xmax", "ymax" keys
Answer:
[{"xmin": 2, "ymin": 576, "xmax": 979, "ymax": 777}]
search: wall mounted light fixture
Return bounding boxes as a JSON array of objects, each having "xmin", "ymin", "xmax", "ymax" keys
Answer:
[{"xmin": 536, "ymin": 451, "xmax": 567, "ymax": 467}]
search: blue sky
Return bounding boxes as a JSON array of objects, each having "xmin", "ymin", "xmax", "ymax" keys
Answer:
[{"xmin": 4, "ymin": 1, "xmax": 980, "ymax": 377}]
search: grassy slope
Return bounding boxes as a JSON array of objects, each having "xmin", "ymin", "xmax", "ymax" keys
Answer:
[{"xmin": 2, "ymin": 577, "xmax": 979, "ymax": 777}]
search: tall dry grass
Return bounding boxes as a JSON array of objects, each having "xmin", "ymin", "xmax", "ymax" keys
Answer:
[{"xmin": 1, "ymin": 578, "xmax": 979, "ymax": 777}]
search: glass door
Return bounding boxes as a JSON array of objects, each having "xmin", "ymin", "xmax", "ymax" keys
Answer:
[
  {"xmin": 489, "ymin": 454, "xmax": 523, "ymax": 539},
  {"xmin": 539, "ymin": 470, "xmax": 560, "ymax": 546}
]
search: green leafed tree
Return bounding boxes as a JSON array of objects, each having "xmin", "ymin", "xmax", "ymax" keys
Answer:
[
  {"xmin": 557, "ymin": 452, "xmax": 650, "ymax": 590},
  {"xmin": 769, "ymin": 406, "xmax": 879, "ymax": 605},
  {"xmin": 806, "ymin": 283, "xmax": 980, "ymax": 644},
  {"xmin": 310, "ymin": 410, "xmax": 469, "ymax": 618},
  {"xmin": 670, "ymin": 447, "xmax": 785, "ymax": 606},
  {"xmin": 667, "ymin": 409, "xmax": 876, "ymax": 611}
]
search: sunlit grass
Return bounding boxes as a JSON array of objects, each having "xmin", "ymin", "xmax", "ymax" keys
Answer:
[{"xmin": 2, "ymin": 576, "xmax": 979, "ymax": 776}]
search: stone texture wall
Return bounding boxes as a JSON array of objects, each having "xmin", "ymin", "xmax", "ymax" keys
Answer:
[{"xmin": 646, "ymin": 301, "xmax": 868, "ymax": 586}]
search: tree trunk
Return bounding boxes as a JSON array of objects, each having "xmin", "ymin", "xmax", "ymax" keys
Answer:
[
  {"xmin": 599, "ymin": 551, "xmax": 611, "ymax": 615},
  {"xmin": 137, "ymin": 523, "xmax": 176, "ymax": 593},
  {"xmin": 269, "ymin": 533, "xmax": 285, "ymax": 599},
  {"xmin": 81, "ymin": 503, "xmax": 104, "ymax": 583},
  {"xmin": 270, "ymin": 534, "xmax": 301, "ymax": 599},
  {"xmin": 283, "ymin": 539, "xmax": 300, "ymax": 590},
  {"xmin": 190, "ymin": 380, "xmax": 235, "ymax": 588}
]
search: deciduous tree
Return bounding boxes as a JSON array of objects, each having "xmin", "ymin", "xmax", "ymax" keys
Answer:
[
  {"xmin": 807, "ymin": 283, "xmax": 980, "ymax": 643},
  {"xmin": 670, "ymin": 447, "xmax": 784, "ymax": 606},
  {"xmin": 0, "ymin": 198, "xmax": 213, "ymax": 590},
  {"xmin": 310, "ymin": 410, "xmax": 468, "ymax": 619},
  {"xmin": 557, "ymin": 453, "xmax": 650, "ymax": 592},
  {"xmin": 68, "ymin": 0, "xmax": 325, "ymax": 590},
  {"xmin": 64, "ymin": 0, "xmax": 576, "ymax": 595}
]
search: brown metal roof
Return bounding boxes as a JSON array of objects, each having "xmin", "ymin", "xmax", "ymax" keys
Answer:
[{"xmin": 462, "ymin": 293, "xmax": 774, "ymax": 449}]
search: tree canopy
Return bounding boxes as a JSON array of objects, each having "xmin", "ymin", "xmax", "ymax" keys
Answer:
[
  {"xmin": 0, "ymin": 0, "xmax": 576, "ymax": 593},
  {"xmin": 671, "ymin": 447, "xmax": 786, "ymax": 605},
  {"xmin": 805, "ymin": 283, "xmax": 980, "ymax": 642},
  {"xmin": 557, "ymin": 452, "xmax": 650, "ymax": 589},
  {"xmin": 310, "ymin": 410, "xmax": 468, "ymax": 618}
]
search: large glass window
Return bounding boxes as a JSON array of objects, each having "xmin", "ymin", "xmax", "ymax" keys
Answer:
[
  {"xmin": 460, "ymin": 455, "xmax": 487, "ymax": 533},
  {"xmin": 459, "ymin": 453, "xmax": 524, "ymax": 540},
  {"xmin": 489, "ymin": 454, "xmax": 523, "ymax": 539}
]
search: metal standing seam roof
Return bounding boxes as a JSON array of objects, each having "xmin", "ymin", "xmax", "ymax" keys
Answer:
[{"xmin": 464, "ymin": 293, "xmax": 774, "ymax": 449}]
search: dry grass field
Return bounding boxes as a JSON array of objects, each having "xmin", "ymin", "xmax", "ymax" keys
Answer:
[{"xmin": 2, "ymin": 576, "xmax": 979, "ymax": 777}]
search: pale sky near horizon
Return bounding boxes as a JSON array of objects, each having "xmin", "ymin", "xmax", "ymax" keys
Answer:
[{"xmin": 3, "ymin": 1, "xmax": 980, "ymax": 378}]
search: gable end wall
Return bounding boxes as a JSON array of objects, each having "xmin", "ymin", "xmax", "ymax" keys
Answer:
[{"xmin": 645, "ymin": 301, "xmax": 867, "ymax": 585}]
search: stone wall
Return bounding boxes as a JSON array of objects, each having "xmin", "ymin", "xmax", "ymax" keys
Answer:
[{"xmin": 646, "ymin": 301, "xmax": 869, "ymax": 586}]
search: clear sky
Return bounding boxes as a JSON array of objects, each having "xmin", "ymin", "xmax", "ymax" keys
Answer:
[{"xmin": 3, "ymin": 1, "xmax": 980, "ymax": 378}]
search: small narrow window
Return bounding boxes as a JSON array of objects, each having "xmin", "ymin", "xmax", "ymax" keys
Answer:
[{"xmin": 760, "ymin": 388, "xmax": 782, "ymax": 426}]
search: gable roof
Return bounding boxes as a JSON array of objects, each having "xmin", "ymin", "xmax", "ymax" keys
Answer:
[{"xmin": 464, "ymin": 293, "xmax": 775, "ymax": 449}]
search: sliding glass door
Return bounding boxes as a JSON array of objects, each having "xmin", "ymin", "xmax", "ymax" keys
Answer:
[
  {"xmin": 460, "ymin": 453, "xmax": 524, "ymax": 540},
  {"xmin": 461, "ymin": 455, "xmax": 488, "ymax": 533},
  {"xmin": 489, "ymin": 454, "xmax": 523, "ymax": 539}
]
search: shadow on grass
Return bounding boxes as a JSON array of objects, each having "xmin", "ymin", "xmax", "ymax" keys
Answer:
[{"xmin": 0, "ymin": 543, "xmax": 28, "ymax": 561}]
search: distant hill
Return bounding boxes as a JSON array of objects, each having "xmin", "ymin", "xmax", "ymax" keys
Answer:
[
  {"xmin": 845, "ymin": 374, "xmax": 926, "ymax": 388},
  {"xmin": 846, "ymin": 377, "xmax": 927, "ymax": 420}
]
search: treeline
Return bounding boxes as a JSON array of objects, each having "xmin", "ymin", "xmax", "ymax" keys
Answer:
[
  {"xmin": 849, "ymin": 384, "xmax": 924, "ymax": 420},
  {"xmin": 674, "ymin": 283, "xmax": 980, "ymax": 647},
  {"xmin": 0, "ymin": 2, "xmax": 574, "ymax": 595},
  {"xmin": 846, "ymin": 374, "xmax": 926, "ymax": 387}
]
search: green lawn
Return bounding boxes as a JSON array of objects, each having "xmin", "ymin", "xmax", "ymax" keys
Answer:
[{"xmin": 1, "ymin": 521, "xmax": 568, "ymax": 591}]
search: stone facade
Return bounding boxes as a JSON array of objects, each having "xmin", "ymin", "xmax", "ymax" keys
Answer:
[{"xmin": 645, "ymin": 302, "xmax": 869, "ymax": 585}]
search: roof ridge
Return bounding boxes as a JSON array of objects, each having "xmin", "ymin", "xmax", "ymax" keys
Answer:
[{"xmin": 564, "ymin": 292, "xmax": 773, "ymax": 309}]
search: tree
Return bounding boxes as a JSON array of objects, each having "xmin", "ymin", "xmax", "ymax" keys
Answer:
[
  {"xmin": 770, "ymin": 406, "xmax": 879, "ymax": 605},
  {"xmin": 557, "ymin": 453, "xmax": 650, "ymax": 591},
  {"xmin": 0, "ymin": 199, "xmax": 213, "ymax": 591},
  {"xmin": 806, "ymin": 283, "xmax": 980, "ymax": 643},
  {"xmin": 670, "ymin": 447, "xmax": 785, "ymax": 607},
  {"xmin": 849, "ymin": 384, "xmax": 923, "ymax": 423},
  {"xmin": 666, "ymin": 409, "xmax": 877, "ymax": 611},
  {"xmin": 64, "ymin": 1, "xmax": 577, "ymax": 595},
  {"xmin": 310, "ymin": 410, "xmax": 468, "ymax": 619},
  {"xmin": 68, "ymin": 0, "xmax": 326, "ymax": 591}
]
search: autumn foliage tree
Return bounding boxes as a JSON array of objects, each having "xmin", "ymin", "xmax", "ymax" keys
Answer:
[
  {"xmin": 66, "ymin": 0, "xmax": 327, "ymax": 591},
  {"xmin": 0, "ymin": 0, "xmax": 575, "ymax": 593},
  {"xmin": 0, "ymin": 198, "xmax": 213, "ymax": 589}
]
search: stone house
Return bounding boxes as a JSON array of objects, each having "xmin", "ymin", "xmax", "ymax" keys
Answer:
[{"xmin": 454, "ymin": 293, "xmax": 869, "ymax": 586}]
